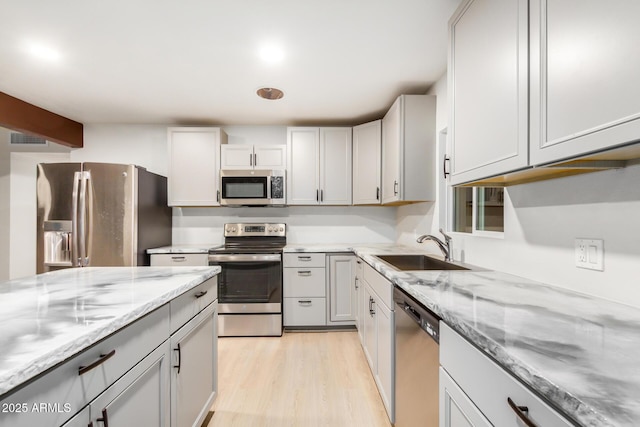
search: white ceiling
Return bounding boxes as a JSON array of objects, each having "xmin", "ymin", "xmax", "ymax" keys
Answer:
[{"xmin": 0, "ymin": 0, "xmax": 461, "ymax": 126}]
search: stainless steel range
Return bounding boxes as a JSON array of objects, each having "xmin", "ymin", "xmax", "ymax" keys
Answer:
[{"xmin": 208, "ymin": 223, "xmax": 286, "ymax": 337}]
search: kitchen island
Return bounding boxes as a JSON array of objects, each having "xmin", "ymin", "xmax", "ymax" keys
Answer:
[
  {"xmin": 0, "ymin": 266, "xmax": 220, "ymax": 427},
  {"xmin": 284, "ymin": 243, "xmax": 640, "ymax": 427}
]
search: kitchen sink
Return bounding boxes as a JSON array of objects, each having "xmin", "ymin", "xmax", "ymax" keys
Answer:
[{"xmin": 375, "ymin": 254, "xmax": 470, "ymax": 271}]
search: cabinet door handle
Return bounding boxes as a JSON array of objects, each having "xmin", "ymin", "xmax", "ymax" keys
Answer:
[
  {"xmin": 249, "ymin": 153, "xmax": 253, "ymax": 166},
  {"xmin": 393, "ymin": 180, "xmax": 399, "ymax": 196},
  {"xmin": 174, "ymin": 343, "xmax": 181, "ymax": 374},
  {"xmin": 355, "ymin": 277, "xmax": 359, "ymax": 290},
  {"xmin": 78, "ymin": 350, "xmax": 116, "ymax": 376},
  {"xmin": 376, "ymin": 186, "xmax": 380, "ymax": 200},
  {"xmin": 254, "ymin": 153, "xmax": 257, "ymax": 166},
  {"xmin": 443, "ymin": 155, "xmax": 451, "ymax": 179},
  {"xmin": 96, "ymin": 408, "xmax": 109, "ymax": 427},
  {"xmin": 507, "ymin": 398, "xmax": 538, "ymax": 427},
  {"xmin": 194, "ymin": 290, "xmax": 208, "ymax": 298},
  {"xmin": 217, "ymin": 190, "xmax": 220, "ymax": 203},
  {"xmin": 321, "ymin": 189, "xmax": 324, "ymax": 202},
  {"xmin": 298, "ymin": 300, "xmax": 312, "ymax": 305},
  {"xmin": 369, "ymin": 296, "xmax": 375, "ymax": 316},
  {"xmin": 297, "ymin": 270, "xmax": 312, "ymax": 276},
  {"xmin": 316, "ymin": 189, "xmax": 319, "ymax": 202},
  {"xmin": 88, "ymin": 423, "xmax": 94, "ymax": 427}
]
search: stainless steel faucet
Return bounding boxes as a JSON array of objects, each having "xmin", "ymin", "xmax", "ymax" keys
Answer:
[{"xmin": 416, "ymin": 228, "xmax": 452, "ymax": 262}]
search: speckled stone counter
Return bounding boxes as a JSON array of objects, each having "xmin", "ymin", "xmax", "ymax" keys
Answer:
[
  {"xmin": 147, "ymin": 244, "xmax": 223, "ymax": 254},
  {"xmin": 0, "ymin": 266, "xmax": 220, "ymax": 397},
  {"xmin": 287, "ymin": 243, "xmax": 640, "ymax": 427}
]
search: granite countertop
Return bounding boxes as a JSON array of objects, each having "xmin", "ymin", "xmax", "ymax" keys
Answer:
[
  {"xmin": 0, "ymin": 266, "xmax": 220, "ymax": 397},
  {"xmin": 147, "ymin": 244, "xmax": 223, "ymax": 254},
  {"xmin": 351, "ymin": 246, "xmax": 640, "ymax": 427}
]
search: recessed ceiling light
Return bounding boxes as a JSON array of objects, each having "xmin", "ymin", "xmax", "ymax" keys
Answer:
[
  {"xmin": 256, "ymin": 87, "xmax": 284, "ymax": 100},
  {"xmin": 259, "ymin": 43, "xmax": 285, "ymax": 64},
  {"xmin": 26, "ymin": 41, "xmax": 61, "ymax": 62}
]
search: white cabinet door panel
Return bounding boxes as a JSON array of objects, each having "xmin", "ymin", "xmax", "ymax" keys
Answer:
[
  {"xmin": 287, "ymin": 128, "xmax": 320, "ymax": 205},
  {"xmin": 328, "ymin": 255, "xmax": 356, "ymax": 323},
  {"xmin": 353, "ymin": 120, "xmax": 381, "ymax": 205},
  {"xmin": 440, "ymin": 367, "xmax": 492, "ymax": 427},
  {"xmin": 530, "ymin": 0, "xmax": 640, "ymax": 165},
  {"xmin": 319, "ymin": 128, "xmax": 352, "ymax": 205},
  {"xmin": 220, "ymin": 145, "xmax": 253, "ymax": 169},
  {"xmin": 254, "ymin": 145, "xmax": 286, "ymax": 169},
  {"xmin": 449, "ymin": 0, "xmax": 528, "ymax": 184}
]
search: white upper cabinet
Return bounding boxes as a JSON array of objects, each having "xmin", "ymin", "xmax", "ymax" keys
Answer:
[
  {"xmin": 529, "ymin": 0, "xmax": 640, "ymax": 165},
  {"xmin": 353, "ymin": 120, "xmax": 382, "ymax": 205},
  {"xmin": 381, "ymin": 95, "xmax": 436, "ymax": 204},
  {"xmin": 448, "ymin": 0, "xmax": 529, "ymax": 185},
  {"xmin": 167, "ymin": 127, "xmax": 227, "ymax": 206},
  {"xmin": 220, "ymin": 144, "xmax": 286, "ymax": 170},
  {"xmin": 287, "ymin": 127, "xmax": 352, "ymax": 205}
]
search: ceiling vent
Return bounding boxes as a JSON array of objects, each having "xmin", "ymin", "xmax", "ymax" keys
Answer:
[{"xmin": 10, "ymin": 132, "xmax": 48, "ymax": 146}]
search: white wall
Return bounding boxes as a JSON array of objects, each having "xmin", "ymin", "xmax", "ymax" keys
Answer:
[
  {"xmin": 173, "ymin": 206, "xmax": 396, "ymax": 245},
  {"xmin": 396, "ymin": 73, "xmax": 640, "ymax": 308}
]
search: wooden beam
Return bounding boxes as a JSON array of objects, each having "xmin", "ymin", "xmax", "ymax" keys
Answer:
[{"xmin": 0, "ymin": 91, "xmax": 83, "ymax": 148}]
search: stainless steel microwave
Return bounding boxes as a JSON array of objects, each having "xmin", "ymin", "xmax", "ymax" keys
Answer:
[{"xmin": 219, "ymin": 169, "xmax": 286, "ymax": 206}]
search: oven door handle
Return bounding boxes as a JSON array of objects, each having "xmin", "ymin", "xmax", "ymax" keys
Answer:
[{"xmin": 208, "ymin": 254, "xmax": 282, "ymax": 263}]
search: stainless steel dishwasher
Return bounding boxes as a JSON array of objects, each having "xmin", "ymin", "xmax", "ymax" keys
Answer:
[{"xmin": 394, "ymin": 286, "xmax": 440, "ymax": 427}]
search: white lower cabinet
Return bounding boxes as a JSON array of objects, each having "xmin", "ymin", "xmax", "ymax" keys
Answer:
[
  {"xmin": 89, "ymin": 341, "xmax": 171, "ymax": 427},
  {"xmin": 283, "ymin": 253, "xmax": 355, "ymax": 327},
  {"xmin": 283, "ymin": 253, "xmax": 327, "ymax": 327},
  {"xmin": 359, "ymin": 262, "xmax": 395, "ymax": 423},
  {"xmin": 440, "ymin": 323, "xmax": 573, "ymax": 427},
  {"xmin": 171, "ymin": 301, "xmax": 218, "ymax": 427},
  {"xmin": 327, "ymin": 254, "xmax": 356, "ymax": 325}
]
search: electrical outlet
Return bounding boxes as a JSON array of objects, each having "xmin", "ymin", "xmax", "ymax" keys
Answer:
[{"xmin": 575, "ymin": 238, "xmax": 604, "ymax": 271}]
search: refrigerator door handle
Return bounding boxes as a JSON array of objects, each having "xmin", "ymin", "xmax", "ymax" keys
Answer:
[
  {"xmin": 78, "ymin": 171, "xmax": 90, "ymax": 267},
  {"xmin": 72, "ymin": 171, "xmax": 81, "ymax": 267}
]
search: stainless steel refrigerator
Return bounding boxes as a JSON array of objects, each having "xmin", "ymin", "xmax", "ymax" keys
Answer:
[{"xmin": 36, "ymin": 162, "xmax": 172, "ymax": 273}]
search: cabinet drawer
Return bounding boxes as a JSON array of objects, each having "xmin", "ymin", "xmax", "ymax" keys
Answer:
[
  {"xmin": 363, "ymin": 262, "xmax": 393, "ymax": 309},
  {"xmin": 283, "ymin": 267, "xmax": 326, "ymax": 297},
  {"xmin": 151, "ymin": 253, "xmax": 209, "ymax": 266},
  {"xmin": 440, "ymin": 323, "xmax": 573, "ymax": 427},
  {"xmin": 170, "ymin": 277, "xmax": 218, "ymax": 334},
  {"xmin": 0, "ymin": 305, "xmax": 169, "ymax": 427},
  {"xmin": 283, "ymin": 253, "xmax": 326, "ymax": 268},
  {"xmin": 284, "ymin": 297, "xmax": 326, "ymax": 326}
]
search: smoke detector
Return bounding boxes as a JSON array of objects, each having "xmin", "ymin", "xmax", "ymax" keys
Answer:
[{"xmin": 256, "ymin": 87, "xmax": 284, "ymax": 100}]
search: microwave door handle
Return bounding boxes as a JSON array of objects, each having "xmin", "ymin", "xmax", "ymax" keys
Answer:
[{"xmin": 72, "ymin": 171, "xmax": 81, "ymax": 267}]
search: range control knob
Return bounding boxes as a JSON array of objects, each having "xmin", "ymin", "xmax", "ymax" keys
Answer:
[
  {"xmin": 268, "ymin": 227, "xmax": 273, "ymax": 232},
  {"xmin": 279, "ymin": 227, "xmax": 284, "ymax": 232}
]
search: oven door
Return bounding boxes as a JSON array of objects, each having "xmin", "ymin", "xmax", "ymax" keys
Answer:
[{"xmin": 208, "ymin": 253, "xmax": 282, "ymax": 314}]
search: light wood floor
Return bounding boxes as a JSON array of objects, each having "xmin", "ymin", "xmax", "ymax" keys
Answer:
[{"xmin": 206, "ymin": 330, "xmax": 392, "ymax": 427}]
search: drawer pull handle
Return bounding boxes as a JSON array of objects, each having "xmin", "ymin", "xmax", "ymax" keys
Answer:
[
  {"xmin": 298, "ymin": 300, "xmax": 312, "ymax": 305},
  {"xmin": 507, "ymin": 397, "xmax": 537, "ymax": 427},
  {"xmin": 97, "ymin": 408, "xmax": 109, "ymax": 427},
  {"xmin": 171, "ymin": 256, "xmax": 186, "ymax": 262},
  {"xmin": 297, "ymin": 270, "xmax": 312, "ymax": 276},
  {"xmin": 355, "ymin": 277, "xmax": 359, "ymax": 290},
  {"xmin": 194, "ymin": 290, "xmax": 208, "ymax": 298},
  {"xmin": 174, "ymin": 343, "xmax": 181, "ymax": 374},
  {"xmin": 78, "ymin": 349, "xmax": 116, "ymax": 376},
  {"xmin": 298, "ymin": 256, "xmax": 311, "ymax": 261}
]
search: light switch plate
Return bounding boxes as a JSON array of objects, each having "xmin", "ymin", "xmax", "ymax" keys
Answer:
[{"xmin": 575, "ymin": 238, "xmax": 604, "ymax": 271}]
